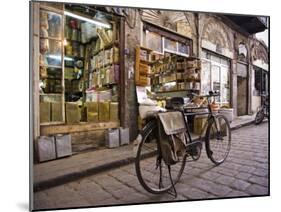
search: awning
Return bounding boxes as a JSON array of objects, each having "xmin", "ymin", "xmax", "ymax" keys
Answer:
[{"xmin": 224, "ymin": 15, "xmax": 268, "ymax": 34}]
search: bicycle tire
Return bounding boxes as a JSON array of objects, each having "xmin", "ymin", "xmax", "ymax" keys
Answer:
[
  {"xmin": 255, "ymin": 110, "xmax": 265, "ymax": 125},
  {"xmin": 135, "ymin": 119, "xmax": 186, "ymax": 194},
  {"xmin": 205, "ymin": 114, "xmax": 231, "ymax": 165}
]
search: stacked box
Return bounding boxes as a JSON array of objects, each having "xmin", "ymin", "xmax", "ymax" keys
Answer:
[
  {"xmin": 55, "ymin": 134, "xmax": 72, "ymax": 158},
  {"xmin": 98, "ymin": 101, "xmax": 110, "ymax": 122},
  {"xmin": 193, "ymin": 116, "xmax": 207, "ymax": 134},
  {"xmin": 38, "ymin": 136, "xmax": 56, "ymax": 162},
  {"xmin": 85, "ymin": 102, "xmax": 99, "ymax": 122},
  {"xmin": 65, "ymin": 102, "xmax": 81, "ymax": 123},
  {"xmin": 51, "ymin": 102, "xmax": 62, "ymax": 122},
  {"xmin": 40, "ymin": 102, "xmax": 51, "ymax": 123},
  {"xmin": 110, "ymin": 102, "xmax": 119, "ymax": 122},
  {"xmin": 64, "ymin": 67, "xmax": 74, "ymax": 80},
  {"xmin": 139, "ymin": 63, "xmax": 151, "ymax": 74}
]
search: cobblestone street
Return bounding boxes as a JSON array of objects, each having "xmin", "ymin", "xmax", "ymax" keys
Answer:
[{"xmin": 34, "ymin": 123, "xmax": 269, "ymax": 210}]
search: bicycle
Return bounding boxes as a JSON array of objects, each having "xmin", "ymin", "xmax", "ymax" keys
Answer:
[
  {"xmin": 135, "ymin": 91, "xmax": 231, "ymax": 196},
  {"xmin": 255, "ymin": 94, "xmax": 269, "ymax": 125}
]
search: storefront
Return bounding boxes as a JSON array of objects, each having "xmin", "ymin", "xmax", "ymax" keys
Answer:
[
  {"xmin": 31, "ymin": 2, "xmax": 268, "ymax": 159},
  {"xmin": 250, "ymin": 38, "xmax": 269, "ymax": 113},
  {"xmin": 31, "ymin": 2, "xmax": 126, "ymax": 153}
]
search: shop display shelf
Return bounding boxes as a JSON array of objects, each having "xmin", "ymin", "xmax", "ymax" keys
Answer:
[
  {"xmin": 40, "ymin": 36, "xmax": 62, "ymax": 41},
  {"xmin": 154, "ymin": 88, "xmax": 200, "ymax": 94},
  {"xmin": 92, "ymin": 41, "xmax": 119, "ymax": 56},
  {"xmin": 40, "ymin": 64, "xmax": 62, "ymax": 69}
]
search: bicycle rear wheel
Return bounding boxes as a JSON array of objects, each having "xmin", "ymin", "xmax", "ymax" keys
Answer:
[
  {"xmin": 135, "ymin": 119, "xmax": 186, "ymax": 194},
  {"xmin": 205, "ymin": 114, "xmax": 231, "ymax": 165}
]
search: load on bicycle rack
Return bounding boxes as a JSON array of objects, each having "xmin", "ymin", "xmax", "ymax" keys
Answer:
[{"xmin": 134, "ymin": 91, "xmax": 231, "ymax": 197}]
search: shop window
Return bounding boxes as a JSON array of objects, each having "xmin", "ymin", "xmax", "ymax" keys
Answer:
[
  {"xmin": 255, "ymin": 68, "xmax": 268, "ymax": 96},
  {"xmin": 142, "ymin": 26, "xmax": 190, "ymax": 57},
  {"xmin": 164, "ymin": 38, "xmax": 177, "ymax": 52},
  {"xmin": 39, "ymin": 9, "xmax": 64, "ymax": 124},
  {"xmin": 39, "ymin": 7, "xmax": 120, "ymax": 125},
  {"xmin": 178, "ymin": 42, "xmax": 189, "ymax": 55},
  {"xmin": 143, "ymin": 30, "xmax": 162, "ymax": 53},
  {"xmin": 201, "ymin": 50, "xmax": 230, "ymax": 104}
]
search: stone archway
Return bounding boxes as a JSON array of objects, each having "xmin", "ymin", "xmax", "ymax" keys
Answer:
[
  {"xmin": 201, "ymin": 17, "xmax": 233, "ymax": 57},
  {"xmin": 140, "ymin": 10, "xmax": 196, "ymax": 38}
]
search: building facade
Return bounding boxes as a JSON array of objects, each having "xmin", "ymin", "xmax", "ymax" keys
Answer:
[{"xmin": 31, "ymin": 2, "xmax": 268, "ymax": 155}]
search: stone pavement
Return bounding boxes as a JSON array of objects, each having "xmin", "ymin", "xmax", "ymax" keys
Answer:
[
  {"xmin": 33, "ymin": 122, "xmax": 269, "ymax": 210},
  {"xmin": 33, "ymin": 114, "xmax": 257, "ymax": 191}
]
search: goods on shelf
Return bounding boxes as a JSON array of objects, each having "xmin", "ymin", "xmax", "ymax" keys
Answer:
[
  {"xmin": 85, "ymin": 102, "xmax": 99, "ymax": 122},
  {"xmin": 193, "ymin": 116, "xmax": 207, "ymax": 134},
  {"xmin": 99, "ymin": 101, "xmax": 110, "ymax": 122},
  {"xmin": 65, "ymin": 102, "xmax": 81, "ymax": 123},
  {"xmin": 51, "ymin": 102, "xmax": 63, "ymax": 122},
  {"xmin": 110, "ymin": 102, "xmax": 119, "ymax": 122},
  {"xmin": 40, "ymin": 102, "xmax": 51, "ymax": 123}
]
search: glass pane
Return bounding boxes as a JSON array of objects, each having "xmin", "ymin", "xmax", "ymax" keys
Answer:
[
  {"xmin": 212, "ymin": 65, "xmax": 221, "ymax": 102},
  {"xmin": 221, "ymin": 66, "xmax": 230, "ymax": 103},
  {"xmin": 201, "ymin": 61, "xmax": 211, "ymax": 95},
  {"xmin": 211, "ymin": 54, "xmax": 221, "ymax": 64},
  {"xmin": 178, "ymin": 42, "xmax": 189, "ymax": 55},
  {"xmin": 221, "ymin": 58, "xmax": 229, "ymax": 67},
  {"xmin": 39, "ymin": 68, "xmax": 62, "ymax": 94},
  {"xmin": 40, "ymin": 39, "xmax": 62, "ymax": 66},
  {"xmin": 164, "ymin": 38, "xmax": 177, "ymax": 52},
  {"xmin": 40, "ymin": 10, "xmax": 62, "ymax": 38},
  {"xmin": 145, "ymin": 31, "xmax": 162, "ymax": 53}
]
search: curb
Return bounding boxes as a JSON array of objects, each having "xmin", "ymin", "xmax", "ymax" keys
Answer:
[{"xmin": 34, "ymin": 119, "xmax": 261, "ymax": 192}]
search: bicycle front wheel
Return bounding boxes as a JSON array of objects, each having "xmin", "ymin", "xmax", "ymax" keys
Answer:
[
  {"xmin": 135, "ymin": 119, "xmax": 186, "ymax": 194},
  {"xmin": 205, "ymin": 114, "xmax": 231, "ymax": 165},
  {"xmin": 255, "ymin": 109, "xmax": 265, "ymax": 125}
]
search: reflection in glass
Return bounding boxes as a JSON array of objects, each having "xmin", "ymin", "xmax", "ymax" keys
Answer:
[
  {"xmin": 178, "ymin": 42, "xmax": 189, "ymax": 55},
  {"xmin": 40, "ymin": 39, "xmax": 62, "ymax": 66},
  {"xmin": 145, "ymin": 31, "xmax": 162, "ymax": 53},
  {"xmin": 164, "ymin": 38, "xmax": 177, "ymax": 52},
  {"xmin": 40, "ymin": 10, "xmax": 62, "ymax": 38}
]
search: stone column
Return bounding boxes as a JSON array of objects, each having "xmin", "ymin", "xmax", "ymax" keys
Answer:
[{"xmin": 231, "ymin": 60, "xmax": 238, "ymax": 117}]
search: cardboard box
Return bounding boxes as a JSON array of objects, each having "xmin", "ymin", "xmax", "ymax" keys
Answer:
[
  {"xmin": 65, "ymin": 102, "xmax": 81, "ymax": 123},
  {"xmin": 110, "ymin": 102, "xmax": 119, "ymax": 122},
  {"xmin": 55, "ymin": 134, "xmax": 72, "ymax": 158},
  {"xmin": 51, "ymin": 102, "xmax": 63, "ymax": 122},
  {"xmin": 40, "ymin": 102, "xmax": 51, "ymax": 123},
  {"xmin": 193, "ymin": 116, "xmax": 207, "ymax": 134},
  {"xmin": 85, "ymin": 101, "xmax": 99, "ymax": 122},
  {"xmin": 38, "ymin": 136, "xmax": 56, "ymax": 162},
  {"xmin": 98, "ymin": 101, "xmax": 110, "ymax": 122}
]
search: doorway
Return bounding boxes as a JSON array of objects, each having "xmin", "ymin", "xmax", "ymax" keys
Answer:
[{"xmin": 237, "ymin": 63, "xmax": 248, "ymax": 116}]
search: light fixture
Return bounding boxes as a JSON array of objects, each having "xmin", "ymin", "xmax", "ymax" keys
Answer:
[
  {"xmin": 47, "ymin": 55, "xmax": 74, "ymax": 61},
  {"xmin": 64, "ymin": 11, "xmax": 111, "ymax": 29}
]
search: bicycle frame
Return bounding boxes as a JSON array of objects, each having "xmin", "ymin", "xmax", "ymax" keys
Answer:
[{"xmin": 181, "ymin": 97, "xmax": 219, "ymax": 151}]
